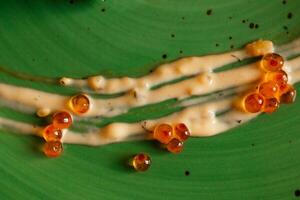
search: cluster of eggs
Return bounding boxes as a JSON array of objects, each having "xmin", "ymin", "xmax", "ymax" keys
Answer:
[
  {"xmin": 41, "ymin": 94, "xmax": 91, "ymax": 157},
  {"xmin": 242, "ymin": 53, "xmax": 296, "ymax": 113},
  {"xmin": 130, "ymin": 123, "xmax": 190, "ymax": 172}
]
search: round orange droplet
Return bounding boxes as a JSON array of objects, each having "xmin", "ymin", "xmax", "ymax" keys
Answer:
[
  {"xmin": 243, "ymin": 93, "xmax": 265, "ymax": 113},
  {"xmin": 258, "ymin": 81, "xmax": 279, "ymax": 98},
  {"xmin": 263, "ymin": 98, "xmax": 279, "ymax": 113},
  {"xmin": 52, "ymin": 111, "xmax": 73, "ymax": 129},
  {"xmin": 280, "ymin": 85, "xmax": 297, "ymax": 104},
  {"xmin": 131, "ymin": 153, "xmax": 151, "ymax": 172},
  {"xmin": 174, "ymin": 123, "xmax": 190, "ymax": 141},
  {"xmin": 70, "ymin": 94, "xmax": 90, "ymax": 114},
  {"xmin": 261, "ymin": 53, "xmax": 284, "ymax": 72},
  {"xmin": 43, "ymin": 141, "xmax": 63, "ymax": 158},
  {"xmin": 167, "ymin": 138, "xmax": 184, "ymax": 153},
  {"xmin": 153, "ymin": 123, "xmax": 173, "ymax": 144},
  {"xmin": 265, "ymin": 70, "xmax": 288, "ymax": 93},
  {"xmin": 43, "ymin": 125, "xmax": 62, "ymax": 142}
]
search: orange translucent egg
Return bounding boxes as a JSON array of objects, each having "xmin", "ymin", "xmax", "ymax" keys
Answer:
[
  {"xmin": 265, "ymin": 70, "xmax": 288, "ymax": 93},
  {"xmin": 263, "ymin": 98, "xmax": 279, "ymax": 113},
  {"xmin": 280, "ymin": 85, "xmax": 297, "ymax": 104},
  {"xmin": 261, "ymin": 53, "xmax": 284, "ymax": 72},
  {"xmin": 42, "ymin": 125, "xmax": 62, "ymax": 142},
  {"xmin": 153, "ymin": 123, "xmax": 173, "ymax": 144},
  {"xmin": 43, "ymin": 141, "xmax": 63, "ymax": 158},
  {"xmin": 52, "ymin": 111, "xmax": 73, "ymax": 129},
  {"xmin": 69, "ymin": 94, "xmax": 90, "ymax": 114},
  {"xmin": 258, "ymin": 81, "xmax": 279, "ymax": 98},
  {"xmin": 174, "ymin": 123, "xmax": 190, "ymax": 141},
  {"xmin": 243, "ymin": 93, "xmax": 265, "ymax": 113},
  {"xmin": 131, "ymin": 153, "xmax": 151, "ymax": 172},
  {"xmin": 166, "ymin": 138, "xmax": 184, "ymax": 153}
]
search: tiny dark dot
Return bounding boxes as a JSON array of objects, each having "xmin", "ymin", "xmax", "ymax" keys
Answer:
[
  {"xmin": 236, "ymin": 120, "xmax": 242, "ymax": 124},
  {"xmin": 215, "ymin": 43, "xmax": 219, "ymax": 47},
  {"xmin": 101, "ymin": 8, "xmax": 106, "ymax": 12},
  {"xmin": 246, "ymin": 19, "xmax": 249, "ymax": 22},
  {"xmin": 286, "ymin": 31, "xmax": 289, "ymax": 34},
  {"xmin": 282, "ymin": 0, "xmax": 287, "ymax": 4},
  {"xmin": 255, "ymin": 24, "xmax": 259, "ymax": 29},
  {"xmin": 230, "ymin": 45, "xmax": 234, "ymax": 49},
  {"xmin": 283, "ymin": 25, "xmax": 288, "ymax": 30},
  {"xmin": 32, "ymin": 58, "xmax": 36, "ymax": 62},
  {"xmin": 179, "ymin": 50, "xmax": 183, "ymax": 54},
  {"xmin": 171, "ymin": 34, "xmax": 175, "ymax": 38},
  {"xmin": 162, "ymin": 54, "xmax": 167, "ymax": 59},
  {"xmin": 289, "ymin": 140, "xmax": 292, "ymax": 143},
  {"xmin": 228, "ymin": 16, "xmax": 232, "ymax": 20},
  {"xmin": 251, "ymin": 143, "xmax": 255, "ymax": 147},
  {"xmin": 185, "ymin": 170, "xmax": 190, "ymax": 176},
  {"xmin": 181, "ymin": 16, "xmax": 185, "ymax": 20},
  {"xmin": 149, "ymin": 69, "xmax": 154, "ymax": 73},
  {"xmin": 87, "ymin": 27, "xmax": 90, "ymax": 31},
  {"xmin": 206, "ymin": 9, "xmax": 213, "ymax": 16},
  {"xmin": 242, "ymin": 20, "xmax": 246, "ymax": 23},
  {"xmin": 249, "ymin": 23, "xmax": 255, "ymax": 29},
  {"xmin": 287, "ymin": 12, "xmax": 293, "ymax": 19},
  {"xmin": 229, "ymin": 36, "xmax": 233, "ymax": 40},
  {"xmin": 295, "ymin": 189, "xmax": 300, "ymax": 197},
  {"xmin": 69, "ymin": 0, "xmax": 74, "ymax": 4}
]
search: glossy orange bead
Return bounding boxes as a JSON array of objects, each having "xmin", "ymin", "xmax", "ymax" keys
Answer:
[
  {"xmin": 263, "ymin": 98, "xmax": 279, "ymax": 113},
  {"xmin": 70, "ymin": 94, "xmax": 90, "ymax": 114},
  {"xmin": 166, "ymin": 138, "xmax": 184, "ymax": 153},
  {"xmin": 243, "ymin": 93, "xmax": 265, "ymax": 113},
  {"xmin": 153, "ymin": 123, "xmax": 173, "ymax": 144},
  {"xmin": 261, "ymin": 53, "xmax": 284, "ymax": 72},
  {"xmin": 42, "ymin": 125, "xmax": 62, "ymax": 142},
  {"xmin": 258, "ymin": 81, "xmax": 279, "ymax": 98},
  {"xmin": 131, "ymin": 153, "xmax": 151, "ymax": 172},
  {"xmin": 43, "ymin": 141, "xmax": 63, "ymax": 158},
  {"xmin": 280, "ymin": 85, "xmax": 297, "ymax": 104},
  {"xmin": 174, "ymin": 123, "xmax": 190, "ymax": 141},
  {"xmin": 52, "ymin": 111, "xmax": 73, "ymax": 129},
  {"xmin": 265, "ymin": 70, "xmax": 288, "ymax": 93}
]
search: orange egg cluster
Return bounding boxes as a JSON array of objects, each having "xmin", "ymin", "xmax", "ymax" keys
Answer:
[
  {"xmin": 242, "ymin": 53, "xmax": 296, "ymax": 114},
  {"xmin": 41, "ymin": 111, "xmax": 73, "ymax": 157},
  {"xmin": 153, "ymin": 123, "xmax": 190, "ymax": 153}
]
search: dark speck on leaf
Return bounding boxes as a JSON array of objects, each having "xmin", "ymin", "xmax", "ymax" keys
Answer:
[
  {"xmin": 287, "ymin": 12, "xmax": 293, "ymax": 19},
  {"xmin": 229, "ymin": 36, "xmax": 232, "ymax": 40},
  {"xmin": 101, "ymin": 8, "xmax": 106, "ymax": 12},
  {"xmin": 162, "ymin": 54, "xmax": 167, "ymax": 59},
  {"xmin": 206, "ymin": 9, "xmax": 212, "ymax": 15},
  {"xmin": 179, "ymin": 50, "xmax": 183, "ymax": 54},
  {"xmin": 282, "ymin": 0, "xmax": 287, "ymax": 4},
  {"xmin": 185, "ymin": 171, "xmax": 190, "ymax": 176},
  {"xmin": 294, "ymin": 189, "xmax": 300, "ymax": 197},
  {"xmin": 242, "ymin": 20, "xmax": 246, "ymax": 23},
  {"xmin": 69, "ymin": 0, "xmax": 74, "ymax": 4},
  {"xmin": 283, "ymin": 25, "xmax": 288, "ymax": 30},
  {"xmin": 249, "ymin": 23, "xmax": 255, "ymax": 29},
  {"xmin": 255, "ymin": 24, "xmax": 259, "ymax": 29}
]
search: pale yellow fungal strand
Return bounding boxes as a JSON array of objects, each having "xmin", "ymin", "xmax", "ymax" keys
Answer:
[
  {"xmin": 246, "ymin": 40, "xmax": 274, "ymax": 56},
  {"xmin": 36, "ymin": 108, "xmax": 51, "ymax": 117},
  {"xmin": 59, "ymin": 77, "xmax": 74, "ymax": 86},
  {"xmin": 87, "ymin": 75, "xmax": 106, "ymax": 90}
]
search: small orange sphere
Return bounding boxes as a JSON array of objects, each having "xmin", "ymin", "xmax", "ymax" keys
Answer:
[
  {"xmin": 70, "ymin": 94, "xmax": 90, "ymax": 114},
  {"xmin": 52, "ymin": 111, "xmax": 73, "ymax": 129},
  {"xmin": 243, "ymin": 93, "xmax": 265, "ymax": 113},
  {"xmin": 153, "ymin": 123, "xmax": 173, "ymax": 144},
  {"xmin": 131, "ymin": 153, "xmax": 151, "ymax": 172},
  {"xmin": 265, "ymin": 70, "xmax": 288, "ymax": 93},
  {"xmin": 263, "ymin": 98, "xmax": 279, "ymax": 113},
  {"xmin": 280, "ymin": 85, "xmax": 297, "ymax": 104},
  {"xmin": 174, "ymin": 123, "xmax": 190, "ymax": 141},
  {"xmin": 261, "ymin": 53, "xmax": 284, "ymax": 72},
  {"xmin": 167, "ymin": 138, "xmax": 184, "ymax": 153},
  {"xmin": 42, "ymin": 125, "xmax": 62, "ymax": 142},
  {"xmin": 43, "ymin": 141, "xmax": 63, "ymax": 158},
  {"xmin": 258, "ymin": 81, "xmax": 279, "ymax": 98}
]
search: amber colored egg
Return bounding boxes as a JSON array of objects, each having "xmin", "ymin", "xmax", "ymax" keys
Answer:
[
  {"xmin": 261, "ymin": 53, "xmax": 284, "ymax": 72},
  {"xmin": 166, "ymin": 138, "xmax": 184, "ymax": 153},
  {"xmin": 43, "ymin": 141, "xmax": 63, "ymax": 158},
  {"xmin": 280, "ymin": 85, "xmax": 297, "ymax": 104},
  {"xmin": 243, "ymin": 93, "xmax": 265, "ymax": 113},
  {"xmin": 263, "ymin": 98, "xmax": 279, "ymax": 113},
  {"xmin": 70, "ymin": 94, "xmax": 90, "ymax": 114},
  {"xmin": 52, "ymin": 111, "xmax": 73, "ymax": 129},
  {"xmin": 174, "ymin": 123, "xmax": 190, "ymax": 141},
  {"xmin": 42, "ymin": 125, "xmax": 62, "ymax": 142},
  {"xmin": 258, "ymin": 81, "xmax": 279, "ymax": 98},
  {"xmin": 131, "ymin": 153, "xmax": 151, "ymax": 172},
  {"xmin": 153, "ymin": 123, "xmax": 173, "ymax": 144}
]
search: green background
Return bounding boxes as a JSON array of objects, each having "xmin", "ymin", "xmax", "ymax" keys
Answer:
[{"xmin": 0, "ymin": 0, "xmax": 300, "ymax": 199}]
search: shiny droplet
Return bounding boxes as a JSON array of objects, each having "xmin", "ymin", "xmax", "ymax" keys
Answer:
[
  {"xmin": 43, "ymin": 141, "xmax": 63, "ymax": 158},
  {"xmin": 69, "ymin": 94, "xmax": 90, "ymax": 114},
  {"xmin": 166, "ymin": 138, "xmax": 184, "ymax": 153},
  {"xmin": 153, "ymin": 123, "xmax": 173, "ymax": 144},
  {"xmin": 52, "ymin": 111, "xmax": 73, "ymax": 129},
  {"xmin": 261, "ymin": 53, "xmax": 284, "ymax": 72},
  {"xmin": 243, "ymin": 93, "xmax": 265, "ymax": 113},
  {"xmin": 42, "ymin": 125, "xmax": 62, "ymax": 142},
  {"xmin": 131, "ymin": 153, "xmax": 151, "ymax": 172},
  {"xmin": 174, "ymin": 123, "xmax": 190, "ymax": 141}
]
